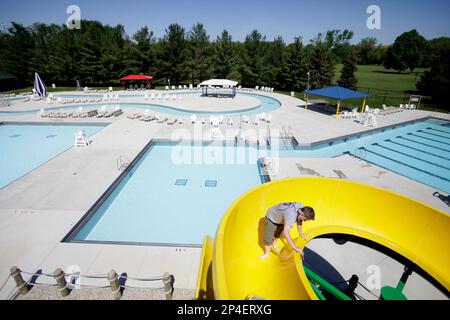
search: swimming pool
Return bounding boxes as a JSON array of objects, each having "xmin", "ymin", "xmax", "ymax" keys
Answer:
[
  {"xmin": 69, "ymin": 142, "xmax": 264, "ymax": 245},
  {"xmin": 276, "ymin": 118, "xmax": 450, "ymax": 193},
  {"xmin": 0, "ymin": 123, "xmax": 106, "ymax": 189},
  {"xmin": 66, "ymin": 118, "xmax": 449, "ymax": 247}
]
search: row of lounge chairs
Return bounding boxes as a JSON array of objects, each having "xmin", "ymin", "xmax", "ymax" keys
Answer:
[
  {"xmin": 83, "ymin": 87, "xmax": 114, "ymax": 93},
  {"xmin": 44, "ymin": 94, "xmax": 121, "ymax": 105},
  {"xmin": 166, "ymin": 85, "xmax": 196, "ymax": 91},
  {"xmin": 255, "ymin": 86, "xmax": 274, "ymax": 93},
  {"xmin": 40, "ymin": 107, "xmax": 123, "ymax": 119},
  {"xmin": 127, "ymin": 112, "xmax": 169, "ymax": 123},
  {"xmin": 379, "ymin": 103, "xmax": 416, "ymax": 115},
  {"xmin": 127, "ymin": 112, "xmax": 268, "ymax": 127},
  {"xmin": 380, "ymin": 105, "xmax": 403, "ymax": 115},
  {"xmin": 163, "ymin": 85, "xmax": 247, "ymax": 91},
  {"xmin": 241, "ymin": 113, "xmax": 273, "ymax": 125},
  {"xmin": 144, "ymin": 93, "xmax": 184, "ymax": 101}
]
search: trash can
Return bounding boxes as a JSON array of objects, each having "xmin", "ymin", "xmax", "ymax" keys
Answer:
[{"xmin": 290, "ymin": 91, "xmax": 295, "ymax": 97}]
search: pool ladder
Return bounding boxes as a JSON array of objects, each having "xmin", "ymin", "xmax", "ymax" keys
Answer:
[
  {"xmin": 266, "ymin": 125, "xmax": 272, "ymax": 146},
  {"xmin": 280, "ymin": 125, "xmax": 298, "ymax": 147}
]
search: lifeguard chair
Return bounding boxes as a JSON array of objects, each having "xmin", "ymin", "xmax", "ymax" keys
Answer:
[{"xmin": 74, "ymin": 129, "xmax": 89, "ymax": 148}]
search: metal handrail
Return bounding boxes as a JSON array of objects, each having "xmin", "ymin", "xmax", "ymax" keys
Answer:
[{"xmin": 304, "ymin": 266, "xmax": 352, "ymax": 300}]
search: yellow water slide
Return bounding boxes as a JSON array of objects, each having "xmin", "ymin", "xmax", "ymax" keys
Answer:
[{"xmin": 195, "ymin": 178, "xmax": 450, "ymax": 300}]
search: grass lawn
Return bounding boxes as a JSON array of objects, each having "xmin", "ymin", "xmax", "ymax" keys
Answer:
[
  {"xmin": 333, "ymin": 64, "xmax": 425, "ymax": 93},
  {"xmin": 288, "ymin": 64, "xmax": 445, "ymax": 112}
]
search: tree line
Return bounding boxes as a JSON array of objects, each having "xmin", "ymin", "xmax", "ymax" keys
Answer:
[{"xmin": 0, "ymin": 21, "xmax": 448, "ymax": 106}]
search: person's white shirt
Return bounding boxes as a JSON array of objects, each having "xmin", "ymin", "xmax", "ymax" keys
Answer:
[{"xmin": 267, "ymin": 202, "xmax": 304, "ymax": 227}]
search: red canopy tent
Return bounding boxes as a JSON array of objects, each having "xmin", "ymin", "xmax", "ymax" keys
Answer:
[{"xmin": 119, "ymin": 74, "xmax": 154, "ymax": 90}]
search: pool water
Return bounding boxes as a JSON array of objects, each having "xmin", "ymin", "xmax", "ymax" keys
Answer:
[
  {"xmin": 71, "ymin": 118, "xmax": 450, "ymax": 246},
  {"xmin": 0, "ymin": 123, "xmax": 105, "ymax": 188},
  {"xmin": 277, "ymin": 118, "xmax": 450, "ymax": 194},
  {"xmin": 73, "ymin": 142, "xmax": 264, "ymax": 245}
]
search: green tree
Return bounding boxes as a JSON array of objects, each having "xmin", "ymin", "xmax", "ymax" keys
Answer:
[
  {"xmin": 31, "ymin": 23, "xmax": 62, "ymax": 84},
  {"xmin": 423, "ymin": 37, "xmax": 450, "ymax": 67},
  {"xmin": 383, "ymin": 29, "xmax": 428, "ymax": 73},
  {"xmin": 212, "ymin": 30, "xmax": 235, "ymax": 79},
  {"xmin": 158, "ymin": 23, "xmax": 187, "ymax": 85},
  {"xmin": 263, "ymin": 36, "xmax": 286, "ymax": 88},
  {"xmin": 97, "ymin": 25, "xmax": 127, "ymax": 84},
  {"xmin": 281, "ymin": 37, "xmax": 308, "ymax": 91},
  {"xmin": 338, "ymin": 49, "xmax": 358, "ymax": 90},
  {"xmin": 309, "ymin": 35, "xmax": 335, "ymax": 89},
  {"xmin": 1, "ymin": 23, "xmax": 34, "ymax": 87},
  {"xmin": 239, "ymin": 30, "xmax": 266, "ymax": 87},
  {"xmin": 132, "ymin": 26, "xmax": 156, "ymax": 74},
  {"xmin": 325, "ymin": 29, "xmax": 354, "ymax": 63},
  {"xmin": 186, "ymin": 23, "xmax": 211, "ymax": 84},
  {"xmin": 121, "ymin": 38, "xmax": 141, "ymax": 77},
  {"xmin": 417, "ymin": 39, "xmax": 450, "ymax": 109},
  {"xmin": 356, "ymin": 37, "xmax": 377, "ymax": 65}
]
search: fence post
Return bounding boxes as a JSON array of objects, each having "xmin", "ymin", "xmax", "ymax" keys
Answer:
[
  {"xmin": 10, "ymin": 266, "xmax": 29, "ymax": 295},
  {"xmin": 54, "ymin": 268, "xmax": 70, "ymax": 297},
  {"xmin": 163, "ymin": 272, "xmax": 173, "ymax": 300},
  {"xmin": 108, "ymin": 270, "xmax": 122, "ymax": 300}
]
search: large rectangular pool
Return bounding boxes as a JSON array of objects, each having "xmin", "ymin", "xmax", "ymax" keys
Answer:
[{"xmin": 70, "ymin": 142, "xmax": 265, "ymax": 246}]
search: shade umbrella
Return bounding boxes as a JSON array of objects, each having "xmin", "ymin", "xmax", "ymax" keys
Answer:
[{"xmin": 34, "ymin": 72, "xmax": 47, "ymax": 97}]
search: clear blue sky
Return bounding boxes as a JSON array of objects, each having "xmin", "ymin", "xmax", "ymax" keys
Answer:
[{"xmin": 1, "ymin": 0, "xmax": 449, "ymax": 44}]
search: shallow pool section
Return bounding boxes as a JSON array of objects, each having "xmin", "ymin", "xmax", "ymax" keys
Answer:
[
  {"xmin": 0, "ymin": 123, "xmax": 105, "ymax": 188},
  {"xmin": 71, "ymin": 142, "xmax": 264, "ymax": 246}
]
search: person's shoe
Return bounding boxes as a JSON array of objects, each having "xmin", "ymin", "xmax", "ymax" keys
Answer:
[{"xmin": 259, "ymin": 253, "xmax": 270, "ymax": 260}]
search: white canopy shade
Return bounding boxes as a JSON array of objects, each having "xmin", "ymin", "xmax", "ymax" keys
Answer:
[{"xmin": 199, "ymin": 79, "xmax": 238, "ymax": 87}]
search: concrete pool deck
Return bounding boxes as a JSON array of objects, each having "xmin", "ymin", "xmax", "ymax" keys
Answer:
[{"xmin": 0, "ymin": 89, "xmax": 449, "ymax": 300}]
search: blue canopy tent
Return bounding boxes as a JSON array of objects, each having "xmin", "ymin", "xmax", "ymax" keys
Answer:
[{"xmin": 304, "ymin": 86, "xmax": 369, "ymax": 118}]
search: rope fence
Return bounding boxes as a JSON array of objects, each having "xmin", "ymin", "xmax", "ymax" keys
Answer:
[{"xmin": 5, "ymin": 266, "xmax": 174, "ymax": 300}]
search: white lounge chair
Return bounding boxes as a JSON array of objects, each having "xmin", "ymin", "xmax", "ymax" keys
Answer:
[
  {"xmin": 260, "ymin": 112, "xmax": 267, "ymax": 122},
  {"xmin": 212, "ymin": 117, "xmax": 220, "ymax": 127}
]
